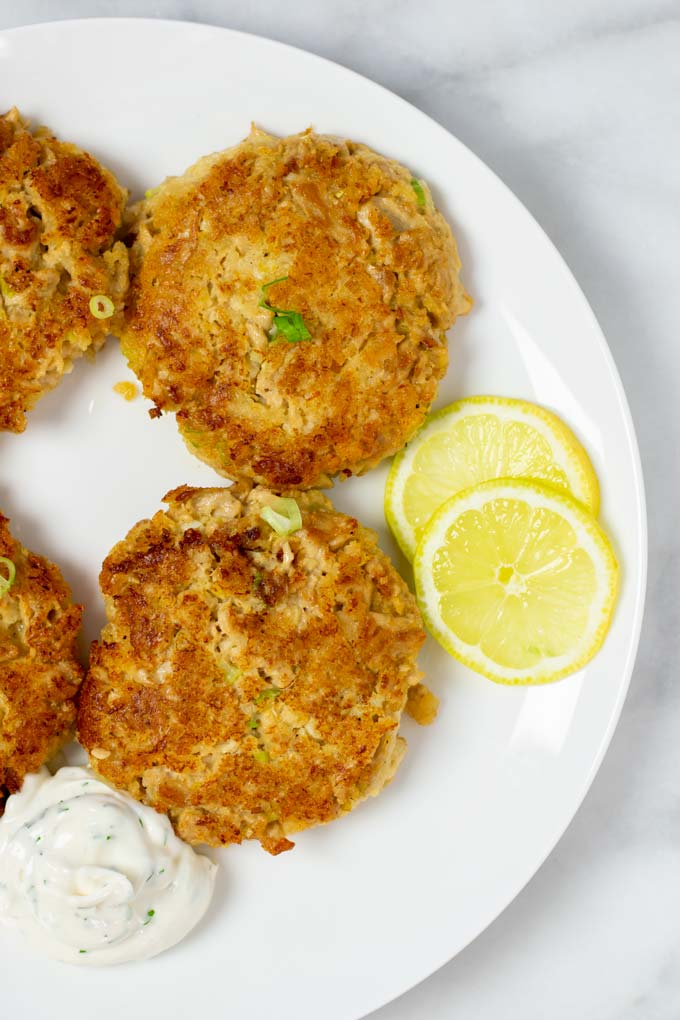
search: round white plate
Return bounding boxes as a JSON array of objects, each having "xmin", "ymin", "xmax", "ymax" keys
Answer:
[{"xmin": 0, "ymin": 18, "xmax": 646, "ymax": 1020}]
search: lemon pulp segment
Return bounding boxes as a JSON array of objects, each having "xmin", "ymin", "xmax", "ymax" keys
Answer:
[
  {"xmin": 385, "ymin": 396, "xmax": 599, "ymax": 560},
  {"xmin": 414, "ymin": 479, "xmax": 618, "ymax": 685}
]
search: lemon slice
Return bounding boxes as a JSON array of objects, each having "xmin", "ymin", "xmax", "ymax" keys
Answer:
[
  {"xmin": 385, "ymin": 396, "xmax": 600, "ymax": 560},
  {"xmin": 414, "ymin": 479, "xmax": 618, "ymax": 685}
]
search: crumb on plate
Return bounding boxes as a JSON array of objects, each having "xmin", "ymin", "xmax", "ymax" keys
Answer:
[
  {"xmin": 405, "ymin": 682, "xmax": 439, "ymax": 725},
  {"xmin": 113, "ymin": 381, "xmax": 138, "ymax": 401}
]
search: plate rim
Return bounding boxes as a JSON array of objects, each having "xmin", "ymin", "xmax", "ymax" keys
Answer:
[{"xmin": 0, "ymin": 17, "xmax": 648, "ymax": 1017}]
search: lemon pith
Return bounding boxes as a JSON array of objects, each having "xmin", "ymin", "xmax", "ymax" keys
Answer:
[
  {"xmin": 385, "ymin": 396, "xmax": 600, "ymax": 560},
  {"xmin": 414, "ymin": 479, "xmax": 618, "ymax": 685}
]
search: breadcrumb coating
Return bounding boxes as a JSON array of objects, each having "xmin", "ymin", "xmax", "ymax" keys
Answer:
[
  {"xmin": 0, "ymin": 513, "xmax": 83, "ymax": 808},
  {"xmin": 122, "ymin": 128, "xmax": 470, "ymax": 487},
  {"xmin": 78, "ymin": 483, "xmax": 426, "ymax": 854},
  {"xmin": 0, "ymin": 108, "xmax": 128, "ymax": 431}
]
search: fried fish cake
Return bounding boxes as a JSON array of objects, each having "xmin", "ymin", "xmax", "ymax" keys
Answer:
[
  {"xmin": 0, "ymin": 514, "xmax": 83, "ymax": 807},
  {"xmin": 78, "ymin": 483, "xmax": 427, "ymax": 854},
  {"xmin": 0, "ymin": 108, "xmax": 129, "ymax": 432},
  {"xmin": 122, "ymin": 128, "xmax": 471, "ymax": 488}
]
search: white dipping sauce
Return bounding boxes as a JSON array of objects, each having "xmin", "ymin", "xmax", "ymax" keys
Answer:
[{"xmin": 0, "ymin": 767, "xmax": 216, "ymax": 966}]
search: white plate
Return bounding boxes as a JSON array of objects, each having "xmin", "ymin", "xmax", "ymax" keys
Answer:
[{"xmin": 0, "ymin": 18, "xmax": 646, "ymax": 1020}]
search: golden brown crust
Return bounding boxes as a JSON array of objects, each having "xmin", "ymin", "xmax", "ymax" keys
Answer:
[
  {"xmin": 0, "ymin": 514, "xmax": 84, "ymax": 807},
  {"xmin": 122, "ymin": 128, "xmax": 471, "ymax": 487},
  {"xmin": 78, "ymin": 484, "xmax": 426, "ymax": 853},
  {"xmin": 0, "ymin": 108, "xmax": 129, "ymax": 432}
]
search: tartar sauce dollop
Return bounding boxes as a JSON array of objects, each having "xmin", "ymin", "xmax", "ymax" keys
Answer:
[{"xmin": 0, "ymin": 766, "xmax": 216, "ymax": 965}]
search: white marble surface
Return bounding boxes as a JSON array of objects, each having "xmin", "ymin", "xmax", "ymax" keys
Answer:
[{"xmin": 1, "ymin": 2, "xmax": 677, "ymax": 1017}]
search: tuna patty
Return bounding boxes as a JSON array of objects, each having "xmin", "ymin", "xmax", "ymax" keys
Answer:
[
  {"xmin": 78, "ymin": 483, "xmax": 427, "ymax": 854},
  {"xmin": 0, "ymin": 513, "xmax": 83, "ymax": 808},
  {"xmin": 0, "ymin": 107, "xmax": 128, "ymax": 432},
  {"xmin": 122, "ymin": 128, "xmax": 471, "ymax": 487}
]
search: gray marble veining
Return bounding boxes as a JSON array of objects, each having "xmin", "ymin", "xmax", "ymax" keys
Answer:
[{"xmin": 1, "ymin": 2, "xmax": 677, "ymax": 1017}]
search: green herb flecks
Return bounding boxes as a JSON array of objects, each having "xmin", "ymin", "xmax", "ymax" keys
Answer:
[
  {"xmin": 0, "ymin": 557, "xmax": 16, "ymax": 598},
  {"xmin": 255, "ymin": 688, "xmax": 281, "ymax": 706},
  {"xmin": 259, "ymin": 277, "xmax": 311, "ymax": 343},
  {"xmin": 253, "ymin": 749, "xmax": 270, "ymax": 764},
  {"xmin": 410, "ymin": 178, "xmax": 426, "ymax": 209},
  {"xmin": 224, "ymin": 663, "xmax": 242, "ymax": 684},
  {"xmin": 0, "ymin": 276, "xmax": 15, "ymax": 300}
]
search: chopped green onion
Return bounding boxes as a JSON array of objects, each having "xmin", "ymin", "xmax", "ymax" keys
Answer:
[
  {"xmin": 0, "ymin": 557, "xmax": 16, "ymax": 597},
  {"xmin": 259, "ymin": 278, "xmax": 312, "ymax": 344},
  {"xmin": 0, "ymin": 276, "xmax": 15, "ymax": 299},
  {"xmin": 144, "ymin": 186, "xmax": 160, "ymax": 199},
  {"xmin": 247, "ymin": 715, "xmax": 259, "ymax": 731},
  {"xmin": 274, "ymin": 312, "xmax": 311, "ymax": 343},
  {"xmin": 255, "ymin": 688, "xmax": 281, "ymax": 705},
  {"xmin": 147, "ymin": 909, "xmax": 155, "ymax": 917},
  {"xmin": 79, "ymin": 949, "xmax": 87, "ymax": 954},
  {"xmin": 253, "ymin": 749, "xmax": 270, "ymax": 764},
  {"xmin": 253, "ymin": 571, "xmax": 263, "ymax": 589},
  {"xmin": 410, "ymin": 179, "xmax": 426, "ymax": 209},
  {"xmin": 223, "ymin": 663, "xmax": 242, "ymax": 684},
  {"xmin": 89, "ymin": 294, "xmax": 115, "ymax": 319},
  {"xmin": 261, "ymin": 276, "xmax": 289, "ymax": 299},
  {"xmin": 259, "ymin": 498, "xmax": 302, "ymax": 536}
]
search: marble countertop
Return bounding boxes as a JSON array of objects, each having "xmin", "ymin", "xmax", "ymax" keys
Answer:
[{"xmin": 1, "ymin": 2, "xmax": 676, "ymax": 1017}]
